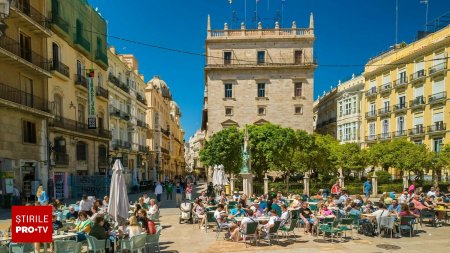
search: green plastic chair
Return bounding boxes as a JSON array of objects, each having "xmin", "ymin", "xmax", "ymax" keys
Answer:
[
  {"xmin": 240, "ymin": 222, "xmax": 258, "ymax": 247},
  {"xmin": 319, "ymin": 220, "xmax": 342, "ymax": 243},
  {"xmin": 264, "ymin": 220, "xmax": 282, "ymax": 246},
  {"xmin": 121, "ymin": 233, "xmax": 147, "ymax": 253},
  {"xmin": 54, "ymin": 240, "xmax": 82, "ymax": 253},
  {"xmin": 146, "ymin": 225, "xmax": 162, "ymax": 252},
  {"xmin": 339, "ymin": 218, "xmax": 354, "ymax": 239},
  {"xmin": 8, "ymin": 243, "xmax": 34, "ymax": 253},
  {"xmin": 280, "ymin": 218, "xmax": 298, "ymax": 240},
  {"xmin": 310, "ymin": 204, "xmax": 318, "ymax": 212},
  {"xmin": 150, "ymin": 212, "xmax": 160, "ymax": 222},
  {"xmin": 205, "ymin": 212, "xmax": 216, "ymax": 233},
  {"xmin": 0, "ymin": 245, "xmax": 7, "ymax": 253},
  {"xmin": 399, "ymin": 216, "xmax": 415, "ymax": 237},
  {"xmin": 86, "ymin": 234, "xmax": 110, "ymax": 253}
]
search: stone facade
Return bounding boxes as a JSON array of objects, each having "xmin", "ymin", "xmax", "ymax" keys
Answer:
[
  {"xmin": 185, "ymin": 130, "xmax": 206, "ymax": 174},
  {"xmin": 314, "ymin": 88, "xmax": 338, "ymax": 137},
  {"xmin": 202, "ymin": 15, "xmax": 316, "ymax": 137},
  {"xmin": 146, "ymin": 76, "xmax": 185, "ymax": 182}
]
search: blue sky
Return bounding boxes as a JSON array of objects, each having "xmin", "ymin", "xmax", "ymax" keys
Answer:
[{"xmin": 88, "ymin": 0, "xmax": 450, "ymax": 139}]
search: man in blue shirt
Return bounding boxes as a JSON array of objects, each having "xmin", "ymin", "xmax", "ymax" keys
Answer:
[
  {"xmin": 387, "ymin": 199, "xmax": 401, "ymax": 213},
  {"xmin": 363, "ymin": 179, "xmax": 372, "ymax": 201},
  {"xmin": 229, "ymin": 204, "xmax": 246, "ymax": 217}
]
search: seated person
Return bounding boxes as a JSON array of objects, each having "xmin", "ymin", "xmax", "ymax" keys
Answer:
[
  {"xmin": 52, "ymin": 214, "xmax": 62, "ymax": 232},
  {"xmin": 299, "ymin": 202, "xmax": 314, "ymax": 234},
  {"xmin": 199, "ymin": 191, "xmax": 207, "ymax": 202},
  {"xmin": 387, "ymin": 199, "xmax": 401, "ymax": 213},
  {"xmin": 363, "ymin": 201, "xmax": 375, "ymax": 214},
  {"xmin": 194, "ymin": 200, "xmax": 206, "ymax": 229},
  {"xmin": 126, "ymin": 216, "xmax": 144, "ymax": 238},
  {"xmin": 69, "ymin": 211, "xmax": 92, "ymax": 241},
  {"xmin": 207, "ymin": 195, "xmax": 217, "ymax": 206},
  {"xmin": 232, "ymin": 191, "xmax": 240, "ymax": 202},
  {"xmin": 310, "ymin": 190, "xmax": 323, "ymax": 200},
  {"xmin": 319, "ymin": 204, "xmax": 335, "ymax": 217},
  {"xmin": 348, "ymin": 202, "xmax": 361, "ymax": 218},
  {"xmin": 371, "ymin": 202, "xmax": 389, "ymax": 225},
  {"xmin": 230, "ymin": 209, "xmax": 257, "ymax": 242},
  {"xmin": 399, "ymin": 204, "xmax": 418, "ymax": 218},
  {"xmin": 261, "ymin": 210, "xmax": 280, "ymax": 239},
  {"xmin": 89, "ymin": 216, "xmax": 108, "ymax": 240},
  {"xmin": 148, "ymin": 199, "xmax": 159, "ymax": 220},
  {"xmin": 230, "ymin": 204, "xmax": 247, "ymax": 217},
  {"xmin": 424, "ymin": 196, "xmax": 436, "ymax": 209},
  {"xmin": 214, "ymin": 204, "xmax": 237, "ymax": 239},
  {"xmin": 411, "ymin": 195, "xmax": 428, "ymax": 210},
  {"xmin": 66, "ymin": 206, "xmax": 78, "ymax": 220},
  {"xmin": 280, "ymin": 204, "xmax": 290, "ymax": 227},
  {"xmin": 270, "ymin": 198, "xmax": 282, "ymax": 217},
  {"xmin": 408, "ymin": 203, "xmax": 421, "ymax": 218},
  {"xmin": 289, "ymin": 195, "xmax": 301, "ymax": 209}
]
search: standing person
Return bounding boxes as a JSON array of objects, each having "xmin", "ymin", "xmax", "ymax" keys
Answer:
[
  {"xmin": 363, "ymin": 178, "xmax": 372, "ymax": 202},
  {"xmin": 408, "ymin": 181, "xmax": 415, "ymax": 194},
  {"xmin": 207, "ymin": 182, "xmax": 214, "ymax": 197},
  {"xmin": 331, "ymin": 181, "xmax": 341, "ymax": 197},
  {"xmin": 175, "ymin": 182, "xmax": 183, "ymax": 207},
  {"xmin": 12, "ymin": 185, "xmax": 20, "ymax": 205},
  {"xmin": 166, "ymin": 181, "xmax": 173, "ymax": 201},
  {"xmin": 185, "ymin": 183, "xmax": 193, "ymax": 201},
  {"xmin": 155, "ymin": 182, "xmax": 163, "ymax": 203},
  {"xmin": 36, "ymin": 185, "xmax": 48, "ymax": 205}
]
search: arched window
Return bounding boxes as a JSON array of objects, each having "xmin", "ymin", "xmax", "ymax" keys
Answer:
[{"xmin": 76, "ymin": 142, "xmax": 87, "ymax": 161}]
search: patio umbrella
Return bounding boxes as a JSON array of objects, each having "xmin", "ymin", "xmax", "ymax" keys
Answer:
[
  {"xmin": 108, "ymin": 159, "xmax": 130, "ymax": 226},
  {"xmin": 218, "ymin": 165, "xmax": 228, "ymax": 186},
  {"xmin": 212, "ymin": 165, "xmax": 219, "ymax": 186}
]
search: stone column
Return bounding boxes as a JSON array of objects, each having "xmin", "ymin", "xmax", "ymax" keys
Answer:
[
  {"xmin": 371, "ymin": 174, "xmax": 378, "ymax": 198},
  {"xmin": 303, "ymin": 174, "xmax": 310, "ymax": 197},
  {"xmin": 230, "ymin": 174, "xmax": 235, "ymax": 193},
  {"xmin": 241, "ymin": 173, "xmax": 253, "ymax": 196},
  {"xmin": 264, "ymin": 173, "xmax": 269, "ymax": 195},
  {"xmin": 338, "ymin": 176, "xmax": 345, "ymax": 189},
  {"xmin": 402, "ymin": 175, "xmax": 408, "ymax": 190}
]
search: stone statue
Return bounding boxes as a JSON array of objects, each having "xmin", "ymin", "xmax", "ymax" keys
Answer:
[{"xmin": 240, "ymin": 128, "xmax": 250, "ymax": 174}]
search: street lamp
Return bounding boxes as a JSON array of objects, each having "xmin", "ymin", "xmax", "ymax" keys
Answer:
[{"xmin": 0, "ymin": 0, "xmax": 11, "ymax": 37}]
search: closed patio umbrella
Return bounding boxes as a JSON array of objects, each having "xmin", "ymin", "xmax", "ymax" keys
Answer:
[{"xmin": 108, "ymin": 159, "xmax": 130, "ymax": 226}]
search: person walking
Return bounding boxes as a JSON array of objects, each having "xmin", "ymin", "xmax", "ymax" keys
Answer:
[
  {"xmin": 363, "ymin": 178, "xmax": 372, "ymax": 202},
  {"xmin": 166, "ymin": 181, "xmax": 174, "ymax": 201},
  {"xmin": 175, "ymin": 182, "xmax": 183, "ymax": 207},
  {"xmin": 185, "ymin": 183, "xmax": 193, "ymax": 201},
  {"xmin": 155, "ymin": 182, "xmax": 163, "ymax": 203}
]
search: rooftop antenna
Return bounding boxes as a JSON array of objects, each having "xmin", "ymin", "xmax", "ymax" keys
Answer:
[{"xmin": 395, "ymin": 0, "xmax": 399, "ymax": 45}]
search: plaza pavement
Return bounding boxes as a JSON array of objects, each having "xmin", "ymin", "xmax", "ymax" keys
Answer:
[{"xmin": 1, "ymin": 182, "xmax": 450, "ymax": 252}]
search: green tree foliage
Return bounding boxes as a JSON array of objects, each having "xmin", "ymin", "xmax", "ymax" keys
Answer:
[
  {"xmin": 306, "ymin": 134, "xmax": 341, "ymax": 178},
  {"xmin": 337, "ymin": 143, "xmax": 368, "ymax": 177},
  {"xmin": 199, "ymin": 127, "xmax": 243, "ymax": 174},
  {"xmin": 367, "ymin": 142, "xmax": 396, "ymax": 170}
]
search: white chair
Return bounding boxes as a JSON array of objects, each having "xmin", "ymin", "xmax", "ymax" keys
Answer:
[
  {"xmin": 54, "ymin": 240, "xmax": 82, "ymax": 253},
  {"xmin": 379, "ymin": 216, "xmax": 396, "ymax": 238}
]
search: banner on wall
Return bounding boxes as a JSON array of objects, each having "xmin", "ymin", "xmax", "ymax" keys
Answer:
[{"xmin": 87, "ymin": 69, "xmax": 96, "ymax": 129}]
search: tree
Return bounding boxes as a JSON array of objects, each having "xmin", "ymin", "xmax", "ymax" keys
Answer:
[
  {"xmin": 306, "ymin": 134, "xmax": 341, "ymax": 180},
  {"xmin": 336, "ymin": 143, "xmax": 368, "ymax": 178},
  {"xmin": 199, "ymin": 127, "xmax": 243, "ymax": 174},
  {"xmin": 367, "ymin": 142, "xmax": 396, "ymax": 171},
  {"xmin": 390, "ymin": 139, "xmax": 428, "ymax": 180}
]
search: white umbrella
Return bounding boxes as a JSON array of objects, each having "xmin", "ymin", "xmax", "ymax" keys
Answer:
[
  {"xmin": 218, "ymin": 165, "xmax": 229, "ymax": 185},
  {"xmin": 108, "ymin": 159, "xmax": 130, "ymax": 226},
  {"xmin": 212, "ymin": 165, "xmax": 218, "ymax": 186}
]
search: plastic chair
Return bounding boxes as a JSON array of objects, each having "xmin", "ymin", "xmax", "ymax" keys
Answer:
[
  {"xmin": 146, "ymin": 226, "xmax": 162, "ymax": 252},
  {"xmin": 54, "ymin": 240, "xmax": 82, "ymax": 253},
  {"xmin": 264, "ymin": 220, "xmax": 281, "ymax": 246},
  {"xmin": 318, "ymin": 220, "xmax": 342, "ymax": 243},
  {"xmin": 215, "ymin": 219, "xmax": 230, "ymax": 240},
  {"xmin": 121, "ymin": 233, "xmax": 147, "ymax": 253},
  {"xmin": 8, "ymin": 243, "xmax": 34, "ymax": 253},
  {"xmin": 86, "ymin": 234, "xmax": 110, "ymax": 253},
  {"xmin": 240, "ymin": 222, "xmax": 258, "ymax": 247},
  {"xmin": 0, "ymin": 245, "xmax": 7, "ymax": 253},
  {"xmin": 339, "ymin": 218, "xmax": 354, "ymax": 239},
  {"xmin": 420, "ymin": 210, "xmax": 436, "ymax": 227},
  {"xmin": 205, "ymin": 212, "xmax": 216, "ymax": 233},
  {"xmin": 379, "ymin": 216, "xmax": 396, "ymax": 238},
  {"xmin": 399, "ymin": 216, "xmax": 415, "ymax": 237},
  {"xmin": 280, "ymin": 218, "xmax": 298, "ymax": 240}
]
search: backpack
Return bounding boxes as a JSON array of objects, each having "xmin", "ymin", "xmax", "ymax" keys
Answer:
[
  {"xmin": 147, "ymin": 220, "xmax": 156, "ymax": 235},
  {"xmin": 359, "ymin": 221, "xmax": 376, "ymax": 237}
]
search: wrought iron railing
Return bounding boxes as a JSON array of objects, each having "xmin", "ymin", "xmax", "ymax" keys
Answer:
[
  {"xmin": 96, "ymin": 86, "xmax": 109, "ymax": 99},
  {"xmin": 0, "ymin": 82, "xmax": 49, "ymax": 112},
  {"xmin": 11, "ymin": 0, "xmax": 50, "ymax": 30},
  {"xmin": 0, "ymin": 34, "xmax": 50, "ymax": 71},
  {"xmin": 50, "ymin": 59, "xmax": 69, "ymax": 77},
  {"xmin": 74, "ymin": 74, "xmax": 88, "ymax": 89},
  {"xmin": 428, "ymin": 91, "xmax": 447, "ymax": 103}
]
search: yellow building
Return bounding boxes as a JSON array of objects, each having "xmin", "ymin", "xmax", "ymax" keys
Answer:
[
  {"xmin": 146, "ymin": 76, "xmax": 185, "ymax": 181},
  {"xmin": 0, "ymin": 0, "xmax": 53, "ymax": 195},
  {"xmin": 107, "ymin": 47, "xmax": 149, "ymax": 188},
  {"xmin": 362, "ymin": 25, "xmax": 450, "ymax": 156},
  {"xmin": 46, "ymin": 0, "xmax": 110, "ymax": 198}
]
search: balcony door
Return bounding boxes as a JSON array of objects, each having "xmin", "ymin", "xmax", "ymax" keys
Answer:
[
  {"xmin": 294, "ymin": 50, "xmax": 303, "ymax": 64},
  {"xmin": 20, "ymin": 76, "xmax": 33, "ymax": 107},
  {"xmin": 397, "ymin": 116, "xmax": 405, "ymax": 132},
  {"xmin": 19, "ymin": 32, "xmax": 31, "ymax": 61},
  {"xmin": 18, "ymin": 0, "xmax": 31, "ymax": 15},
  {"xmin": 52, "ymin": 43, "xmax": 60, "ymax": 67},
  {"xmin": 98, "ymin": 113, "xmax": 104, "ymax": 131},
  {"xmin": 53, "ymin": 94, "xmax": 63, "ymax": 121}
]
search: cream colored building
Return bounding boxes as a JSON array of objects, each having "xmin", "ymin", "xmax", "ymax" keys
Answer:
[
  {"xmin": 146, "ymin": 76, "xmax": 185, "ymax": 181},
  {"xmin": 185, "ymin": 130, "xmax": 206, "ymax": 174},
  {"xmin": 107, "ymin": 47, "xmax": 149, "ymax": 187},
  {"xmin": 202, "ymin": 15, "xmax": 316, "ymax": 136},
  {"xmin": 336, "ymin": 74, "xmax": 365, "ymax": 144},
  {"xmin": 0, "ymin": 0, "xmax": 52, "ymax": 196},
  {"xmin": 46, "ymin": 0, "xmax": 110, "ymax": 198},
  {"xmin": 313, "ymin": 88, "xmax": 337, "ymax": 137}
]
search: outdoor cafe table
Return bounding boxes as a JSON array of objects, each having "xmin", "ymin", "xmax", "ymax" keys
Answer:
[
  {"xmin": 234, "ymin": 217, "xmax": 270, "ymax": 224},
  {"xmin": 42, "ymin": 232, "xmax": 78, "ymax": 253}
]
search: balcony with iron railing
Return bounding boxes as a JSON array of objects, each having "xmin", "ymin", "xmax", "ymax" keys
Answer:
[
  {"xmin": 74, "ymin": 32, "xmax": 91, "ymax": 54},
  {"xmin": 365, "ymin": 110, "xmax": 377, "ymax": 119},
  {"xmin": 410, "ymin": 69, "xmax": 426, "ymax": 83},
  {"xmin": 49, "ymin": 116, "xmax": 111, "ymax": 139},
  {"xmin": 54, "ymin": 153, "xmax": 69, "ymax": 166},
  {"xmin": 50, "ymin": 12, "xmax": 70, "ymax": 36},
  {"xmin": 429, "ymin": 62, "xmax": 447, "ymax": 77},
  {"xmin": 207, "ymin": 57, "xmax": 318, "ymax": 68},
  {"xmin": 0, "ymin": 82, "xmax": 49, "ymax": 113},
  {"xmin": 392, "ymin": 130, "xmax": 407, "ymax": 138},
  {"xmin": 160, "ymin": 147, "xmax": 170, "ymax": 154},
  {"xmin": 0, "ymin": 34, "xmax": 50, "ymax": 73},
  {"xmin": 112, "ymin": 140, "xmax": 131, "ymax": 150},
  {"xmin": 161, "ymin": 127, "xmax": 170, "ymax": 137},
  {"xmin": 139, "ymin": 145, "xmax": 149, "ymax": 153},
  {"xmin": 409, "ymin": 125, "xmax": 425, "ymax": 136},
  {"xmin": 108, "ymin": 73, "xmax": 130, "ymax": 93},
  {"xmin": 120, "ymin": 111, "xmax": 131, "ymax": 121},
  {"xmin": 50, "ymin": 59, "xmax": 69, "ymax": 78},
  {"xmin": 209, "ymin": 26, "xmax": 314, "ymax": 38},
  {"xmin": 137, "ymin": 119, "xmax": 148, "ymax": 129},
  {"xmin": 393, "ymin": 102, "xmax": 408, "ymax": 113},
  {"xmin": 74, "ymin": 74, "xmax": 88, "ymax": 90},
  {"xmin": 95, "ymin": 49, "xmax": 108, "ymax": 68},
  {"xmin": 109, "ymin": 105, "xmax": 121, "ymax": 117},
  {"xmin": 98, "ymin": 157, "xmax": 108, "ymax": 167},
  {"xmin": 427, "ymin": 122, "xmax": 446, "ymax": 134},
  {"xmin": 136, "ymin": 93, "xmax": 147, "ymax": 105},
  {"xmin": 409, "ymin": 96, "xmax": 426, "ymax": 110},
  {"xmin": 428, "ymin": 91, "xmax": 447, "ymax": 105},
  {"xmin": 10, "ymin": 0, "xmax": 50, "ymax": 34},
  {"xmin": 365, "ymin": 135, "xmax": 377, "ymax": 142},
  {"xmin": 378, "ymin": 107, "xmax": 391, "ymax": 117},
  {"xmin": 379, "ymin": 82, "xmax": 392, "ymax": 95},
  {"xmin": 96, "ymin": 86, "xmax": 109, "ymax": 100},
  {"xmin": 378, "ymin": 133, "xmax": 392, "ymax": 141},
  {"xmin": 365, "ymin": 87, "xmax": 377, "ymax": 98},
  {"xmin": 393, "ymin": 77, "xmax": 408, "ymax": 89}
]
